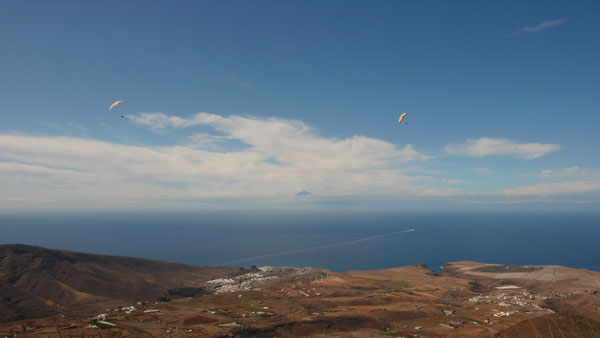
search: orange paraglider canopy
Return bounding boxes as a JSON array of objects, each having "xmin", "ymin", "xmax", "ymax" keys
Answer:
[{"xmin": 109, "ymin": 101, "xmax": 126, "ymax": 111}]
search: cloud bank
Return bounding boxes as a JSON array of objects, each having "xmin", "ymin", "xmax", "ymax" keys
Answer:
[
  {"xmin": 523, "ymin": 166, "xmax": 590, "ymax": 179},
  {"xmin": 0, "ymin": 113, "xmax": 452, "ymax": 208},
  {"xmin": 502, "ymin": 166, "xmax": 600, "ymax": 196},
  {"xmin": 444, "ymin": 138, "xmax": 560, "ymax": 159},
  {"xmin": 2, "ymin": 112, "xmax": 589, "ymax": 209},
  {"xmin": 502, "ymin": 181, "xmax": 600, "ymax": 196}
]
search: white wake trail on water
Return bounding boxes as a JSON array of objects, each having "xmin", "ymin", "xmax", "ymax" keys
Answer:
[{"xmin": 222, "ymin": 228, "xmax": 415, "ymax": 265}]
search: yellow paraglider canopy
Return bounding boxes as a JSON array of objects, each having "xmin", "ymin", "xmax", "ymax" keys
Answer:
[{"xmin": 398, "ymin": 112, "xmax": 407, "ymax": 124}]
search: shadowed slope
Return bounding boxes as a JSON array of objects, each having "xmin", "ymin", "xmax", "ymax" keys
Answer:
[{"xmin": 0, "ymin": 244, "xmax": 237, "ymax": 322}]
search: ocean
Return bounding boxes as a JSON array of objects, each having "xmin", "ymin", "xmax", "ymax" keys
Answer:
[{"xmin": 1, "ymin": 210, "xmax": 599, "ymax": 272}]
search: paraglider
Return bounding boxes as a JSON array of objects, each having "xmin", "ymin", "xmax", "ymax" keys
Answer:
[
  {"xmin": 109, "ymin": 101, "xmax": 126, "ymax": 118},
  {"xmin": 398, "ymin": 112, "xmax": 408, "ymax": 125},
  {"xmin": 109, "ymin": 100, "xmax": 125, "ymax": 111}
]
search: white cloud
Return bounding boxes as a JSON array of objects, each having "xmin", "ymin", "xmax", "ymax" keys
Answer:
[
  {"xmin": 0, "ymin": 113, "xmax": 447, "ymax": 208},
  {"xmin": 502, "ymin": 181, "xmax": 600, "ymax": 196},
  {"xmin": 0, "ymin": 162, "xmax": 81, "ymax": 176},
  {"xmin": 188, "ymin": 133, "xmax": 229, "ymax": 148},
  {"xmin": 0, "ymin": 161, "xmax": 94, "ymax": 185},
  {"xmin": 130, "ymin": 112, "xmax": 431, "ymax": 168},
  {"xmin": 521, "ymin": 18, "xmax": 567, "ymax": 33},
  {"xmin": 525, "ymin": 166, "xmax": 591, "ymax": 179},
  {"xmin": 505, "ymin": 166, "xmax": 600, "ymax": 197},
  {"xmin": 444, "ymin": 137, "xmax": 560, "ymax": 159},
  {"xmin": 470, "ymin": 167, "xmax": 493, "ymax": 175},
  {"xmin": 417, "ymin": 188, "xmax": 461, "ymax": 197}
]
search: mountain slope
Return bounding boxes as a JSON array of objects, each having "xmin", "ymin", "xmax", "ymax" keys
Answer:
[{"xmin": 0, "ymin": 244, "xmax": 237, "ymax": 322}]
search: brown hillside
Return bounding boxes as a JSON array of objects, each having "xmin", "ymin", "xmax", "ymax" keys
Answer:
[
  {"xmin": 0, "ymin": 244, "xmax": 237, "ymax": 322},
  {"xmin": 498, "ymin": 313, "xmax": 600, "ymax": 338},
  {"xmin": 3, "ymin": 253, "xmax": 600, "ymax": 337}
]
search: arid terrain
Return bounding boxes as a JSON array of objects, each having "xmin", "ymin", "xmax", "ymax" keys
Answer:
[{"xmin": 2, "ymin": 245, "xmax": 600, "ymax": 337}]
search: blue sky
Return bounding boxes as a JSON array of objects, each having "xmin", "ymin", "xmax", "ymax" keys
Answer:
[{"xmin": 1, "ymin": 1, "xmax": 599, "ymax": 211}]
